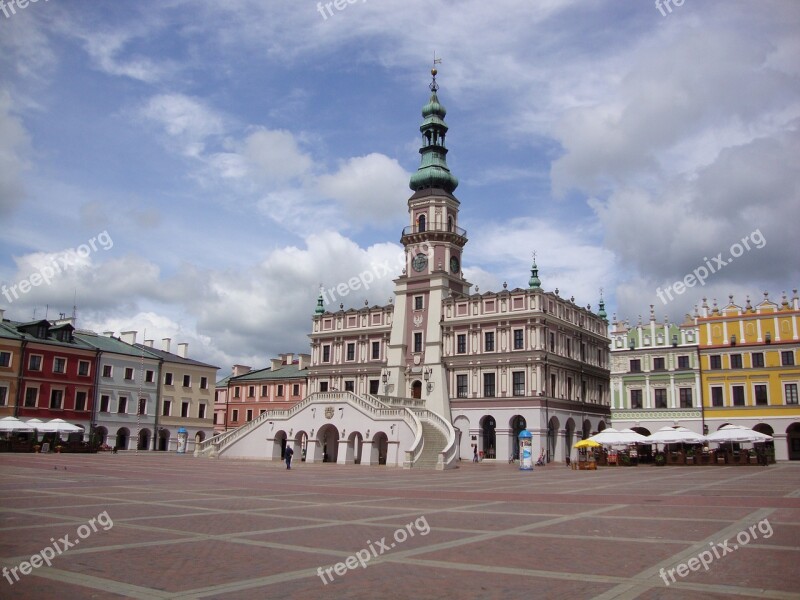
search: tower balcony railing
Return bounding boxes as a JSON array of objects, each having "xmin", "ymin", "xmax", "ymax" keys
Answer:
[{"xmin": 401, "ymin": 224, "xmax": 467, "ymax": 237}]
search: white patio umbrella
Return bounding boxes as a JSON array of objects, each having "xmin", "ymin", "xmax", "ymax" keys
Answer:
[
  {"xmin": 25, "ymin": 418, "xmax": 46, "ymax": 430},
  {"xmin": 589, "ymin": 428, "xmax": 648, "ymax": 446},
  {"xmin": 647, "ymin": 426, "xmax": 706, "ymax": 444},
  {"xmin": 44, "ymin": 419, "xmax": 84, "ymax": 433},
  {"xmin": 0, "ymin": 417, "xmax": 33, "ymax": 432},
  {"xmin": 705, "ymin": 424, "xmax": 773, "ymax": 443}
]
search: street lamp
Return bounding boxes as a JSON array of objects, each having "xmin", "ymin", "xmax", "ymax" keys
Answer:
[
  {"xmin": 381, "ymin": 369, "xmax": 389, "ymax": 397},
  {"xmin": 423, "ymin": 367, "xmax": 433, "ymax": 393}
]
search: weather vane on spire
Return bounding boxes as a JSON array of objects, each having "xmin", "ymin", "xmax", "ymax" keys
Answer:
[{"xmin": 431, "ymin": 52, "xmax": 442, "ymax": 92}]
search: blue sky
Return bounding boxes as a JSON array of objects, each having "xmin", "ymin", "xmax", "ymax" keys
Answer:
[{"xmin": 1, "ymin": 0, "xmax": 798, "ymax": 371}]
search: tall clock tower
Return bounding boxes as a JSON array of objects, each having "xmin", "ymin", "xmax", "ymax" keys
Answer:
[{"xmin": 385, "ymin": 68, "xmax": 470, "ymax": 419}]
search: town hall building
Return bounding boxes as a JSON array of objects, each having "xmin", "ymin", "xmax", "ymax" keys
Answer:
[{"xmin": 197, "ymin": 69, "xmax": 611, "ymax": 468}]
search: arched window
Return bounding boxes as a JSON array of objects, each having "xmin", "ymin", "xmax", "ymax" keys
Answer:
[
  {"xmin": 447, "ymin": 216, "xmax": 453, "ymax": 232},
  {"xmin": 417, "ymin": 214, "xmax": 426, "ymax": 233}
]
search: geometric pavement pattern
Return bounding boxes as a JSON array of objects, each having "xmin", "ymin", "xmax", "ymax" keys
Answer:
[{"xmin": 0, "ymin": 454, "xmax": 798, "ymax": 599}]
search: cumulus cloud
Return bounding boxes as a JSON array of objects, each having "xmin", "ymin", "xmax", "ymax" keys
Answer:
[
  {"xmin": 0, "ymin": 92, "xmax": 30, "ymax": 217},
  {"xmin": 139, "ymin": 94, "xmax": 227, "ymax": 157}
]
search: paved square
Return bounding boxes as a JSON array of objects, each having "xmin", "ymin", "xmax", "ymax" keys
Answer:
[{"xmin": 0, "ymin": 454, "xmax": 798, "ymax": 599}]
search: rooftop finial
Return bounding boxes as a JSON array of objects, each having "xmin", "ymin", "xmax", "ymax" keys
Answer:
[
  {"xmin": 529, "ymin": 251, "xmax": 541, "ymax": 290},
  {"xmin": 431, "ymin": 52, "xmax": 442, "ymax": 92}
]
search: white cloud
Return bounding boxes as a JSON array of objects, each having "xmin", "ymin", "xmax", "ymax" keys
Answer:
[
  {"xmin": 316, "ymin": 153, "xmax": 409, "ymax": 224},
  {"xmin": 0, "ymin": 91, "xmax": 30, "ymax": 217},
  {"xmin": 241, "ymin": 128, "xmax": 313, "ymax": 184},
  {"xmin": 139, "ymin": 94, "xmax": 227, "ymax": 157}
]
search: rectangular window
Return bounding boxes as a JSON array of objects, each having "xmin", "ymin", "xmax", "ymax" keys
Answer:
[
  {"xmin": 653, "ymin": 357, "xmax": 665, "ymax": 371},
  {"xmin": 457, "ymin": 334, "xmax": 466, "ymax": 354},
  {"xmin": 369, "ymin": 380, "xmax": 380, "ymax": 394},
  {"xmin": 782, "ymin": 351, "xmax": 795, "ymax": 366},
  {"xmin": 200, "ymin": 377, "xmax": 208, "ymax": 389},
  {"xmin": 100, "ymin": 395, "xmax": 110, "ymax": 412},
  {"xmin": 248, "ymin": 386, "xmax": 255, "ymax": 397},
  {"xmin": 24, "ymin": 387, "xmax": 38, "ymax": 407},
  {"xmin": 414, "ymin": 333, "xmax": 422, "ymax": 353},
  {"xmin": 484, "ymin": 332, "xmax": 494, "ymax": 352},
  {"xmin": 0, "ymin": 351, "xmax": 10, "ymax": 368},
  {"xmin": 29, "ymin": 355, "xmax": 42, "ymax": 371},
  {"xmin": 630, "ymin": 359, "xmax": 641, "ymax": 373},
  {"xmin": 75, "ymin": 391, "xmax": 87, "ymax": 411},
  {"xmin": 732, "ymin": 386, "xmax": 745, "ymax": 407},
  {"xmin": 0, "ymin": 387, "xmax": 6, "ymax": 406},
  {"xmin": 786, "ymin": 383, "xmax": 798, "ymax": 405},
  {"xmin": 183, "ymin": 375, "xmax": 191, "ymax": 388},
  {"xmin": 456, "ymin": 374, "xmax": 468, "ymax": 398},
  {"xmin": 566, "ymin": 339, "xmax": 571, "ymax": 358},
  {"xmin": 102, "ymin": 364, "xmax": 112, "ymax": 377},
  {"xmin": 415, "ymin": 296, "xmax": 423, "ymax": 310},
  {"xmin": 246, "ymin": 409, "xmax": 253, "ymax": 422},
  {"xmin": 165, "ymin": 372, "xmax": 174, "ymax": 385},
  {"xmin": 678, "ymin": 355, "xmax": 690, "ymax": 369},
  {"xmin": 512, "ymin": 372, "xmax": 525, "ymax": 396},
  {"xmin": 513, "ymin": 329, "xmax": 524, "ymax": 350},
  {"xmin": 754, "ymin": 384, "xmax": 768, "ymax": 406},
  {"xmin": 549, "ymin": 332, "xmax": 555, "ymax": 352},
  {"xmin": 49, "ymin": 389, "xmax": 63, "ymax": 409},
  {"xmin": 372, "ymin": 341, "xmax": 380, "ymax": 360},
  {"xmin": 78, "ymin": 361, "xmax": 90, "ymax": 377},
  {"xmin": 145, "ymin": 370, "xmax": 155, "ymax": 383},
  {"xmin": 730, "ymin": 354, "xmax": 743, "ymax": 369},
  {"xmin": 320, "ymin": 381, "xmax": 329, "ymax": 392},
  {"xmin": 181, "ymin": 402, "xmax": 190, "ymax": 417},
  {"xmin": 346, "ymin": 343, "xmax": 355, "ymax": 361},
  {"xmin": 630, "ymin": 389, "xmax": 642, "ymax": 409},
  {"xmin": 752, "ymin": 352, "xmax": 765, "ymax": 368},
  {"xmin": 712, "ymin": 387, "xmax": 724, "ymax": 407},
  {"xmin": 344, "ymin": 380, "xmax": 355, "ymax": 392},
  {"xmin": 118, "ymin": 396, "xmax": 128, "ymax": 414},
  {"xmin": 710, "ymin": 355, "xmax": 722, "ymax": 369},
  {"xmin": 231, "ymin": 408, "xmax": 238, "ymax": 422},
  {"xmin": 233, "ymin": 387, "xmax": 240, "ymax": 398},
  {"xmin": 483, "ymin": 373, "xmax": 495, "ymax": 397},
  {"xmin": 138, "ymin": 398, "xmax": 146, "ymax": 415},
  {"xmin": 679, "ymin": 388, "xmax": 693, "ymax": 408},
  {"xmin": 123, "ymin": 367, "xmax": 134, "ymax": 380},
  {"xmin": 259, "ymin": 409, "xmax": 266, "ymax": 416},
  {"xmin": 550, "ymin": 374, "xmax": 556, "ymax": 397},
  {"xmin": 162, "ymin": 400, "xmax": 171, "ymax": 416},
  {"xmin": 277, "ymin": 384, "xmax": 284, "ymax": 397},
  {"xmin": 323, "ymin": 345, "xmax": 331, "ymax": 362},
  {"xmin": 53, "ymin": 357, "xmax": 66, "ymax": 374},
  {"xmin": 654, "ymin": 388, "xmax": 667, "ymax": 408},
  {"xmin": 293, "ymin": 384, "xmax": 300, "ymax": 396},
  {"xmin": 261, "ymin": 385, "xmax": 268, "ymax": 397}
]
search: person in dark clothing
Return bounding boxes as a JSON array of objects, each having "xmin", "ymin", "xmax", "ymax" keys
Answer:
[{"xmin": 285, "ymin": 445, "xmax": 294, "ymax": 469}]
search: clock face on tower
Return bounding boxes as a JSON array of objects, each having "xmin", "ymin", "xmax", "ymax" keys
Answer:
[
  {"xmin": 450, "ymin": 256, "xmax": 460, "ymax": 273},
  {"xmin": 412, "ymin": 253, "xmax": 428, "ymax": 272}
]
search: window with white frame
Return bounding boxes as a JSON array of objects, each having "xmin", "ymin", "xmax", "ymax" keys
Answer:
[
  {"xmin": 53, "ymin": 357, "xmax": 67, "ymax": 374},
  {"xmin": 786, "ymin": 383, "xmax": 798, "ymax": 405}
]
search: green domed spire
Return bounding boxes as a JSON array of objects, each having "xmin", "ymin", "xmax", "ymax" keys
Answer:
[
  {"xmin": 528, "ymin": 254, "xmax": 541, "ymax": 290},
  {"xmin": 597, "ymin": 289, "xmax": 607, "ymax": 321},
  {"xmin": 315, "ymin": 288, "xmax": 325, "ymax": 315},
  {"xmin": 409, "ymin": 68, "xmax": 459, "ymax": 194}
]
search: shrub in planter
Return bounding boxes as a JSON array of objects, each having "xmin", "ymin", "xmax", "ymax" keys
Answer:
[{"xmin": 654, "ymin": 453, "xmax": 666, "ymax": 466}]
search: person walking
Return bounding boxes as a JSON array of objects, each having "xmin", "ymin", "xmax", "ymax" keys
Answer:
[
  {"xmin": 285, "ymin": 444, "xmax": 294, "ymax": 470},
  {"xmin": 473, "ymin": 446, "xmax": 479, "ymax": 462}
]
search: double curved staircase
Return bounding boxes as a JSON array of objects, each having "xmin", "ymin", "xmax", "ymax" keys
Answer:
[{"xmin": 195, "ymin": 391, "xmax": 457, "ymax": 469}]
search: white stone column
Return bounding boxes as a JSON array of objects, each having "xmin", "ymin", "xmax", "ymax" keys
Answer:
[{"xmin": 496, "ymin": 428, "xmax": 512, "ymax": 462}]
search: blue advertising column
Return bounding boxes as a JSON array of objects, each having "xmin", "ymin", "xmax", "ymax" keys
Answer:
[
  {"xmin": 518, "ymin": 430, "xmax": 533, "ymax": 471},
  {"xmin": 177, "ymin": 427, "xmax": 188, "ymax": 454}
]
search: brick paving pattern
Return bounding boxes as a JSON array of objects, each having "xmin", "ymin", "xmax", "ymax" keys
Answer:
[{"xmin": 0, "ymin": 454, "xmax": 798, "ymax": 599}]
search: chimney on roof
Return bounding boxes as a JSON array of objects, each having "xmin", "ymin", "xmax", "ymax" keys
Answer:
[
  {"xmin": 144, "ymin": 339, "xmax": 154, "ymax": 348},
  {"xmin": 270, "ymin": 357, "xmax": 283, "ymax": 371},
  {"xmin": 120, "ymin": 331, "xmax": 137, "ymax": 345},
  {"xmin": 162, "ymin": 338, "xmax": 171, "ymax": 352},
  {"xmin": 52, "ymin": 316, "xmax": 76, "ymax": 327},
  {"xmin": 282, "ymin": 353, "xmax": 294, "ymax": 365},
  {"xmin": 232, "ymin": 364, "xmax": 252, "ymax": 376},
  {"xmin": 0, "ymin": 308, "xmax": 5, "ymax": 321},
  {"xmin": 102, "ymin": 331, "xmax": 114, "ymax": 337},
  {"xmin": 177, "ymin": 342, "xmax": 188, "ymax": 358},
  {"xmin": 298, "ymin": 353, "xmax": 311, "ymax": 370}
]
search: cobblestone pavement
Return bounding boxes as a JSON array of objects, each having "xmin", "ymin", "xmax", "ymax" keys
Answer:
[{"xmin": 1, "ymin": 454, "xmax": 798, "ymax": 599}]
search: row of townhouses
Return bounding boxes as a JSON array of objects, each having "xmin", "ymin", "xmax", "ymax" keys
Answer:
[{"xmin": 0, "ymin": 310, "xmax": 218, "ymax": 452}]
